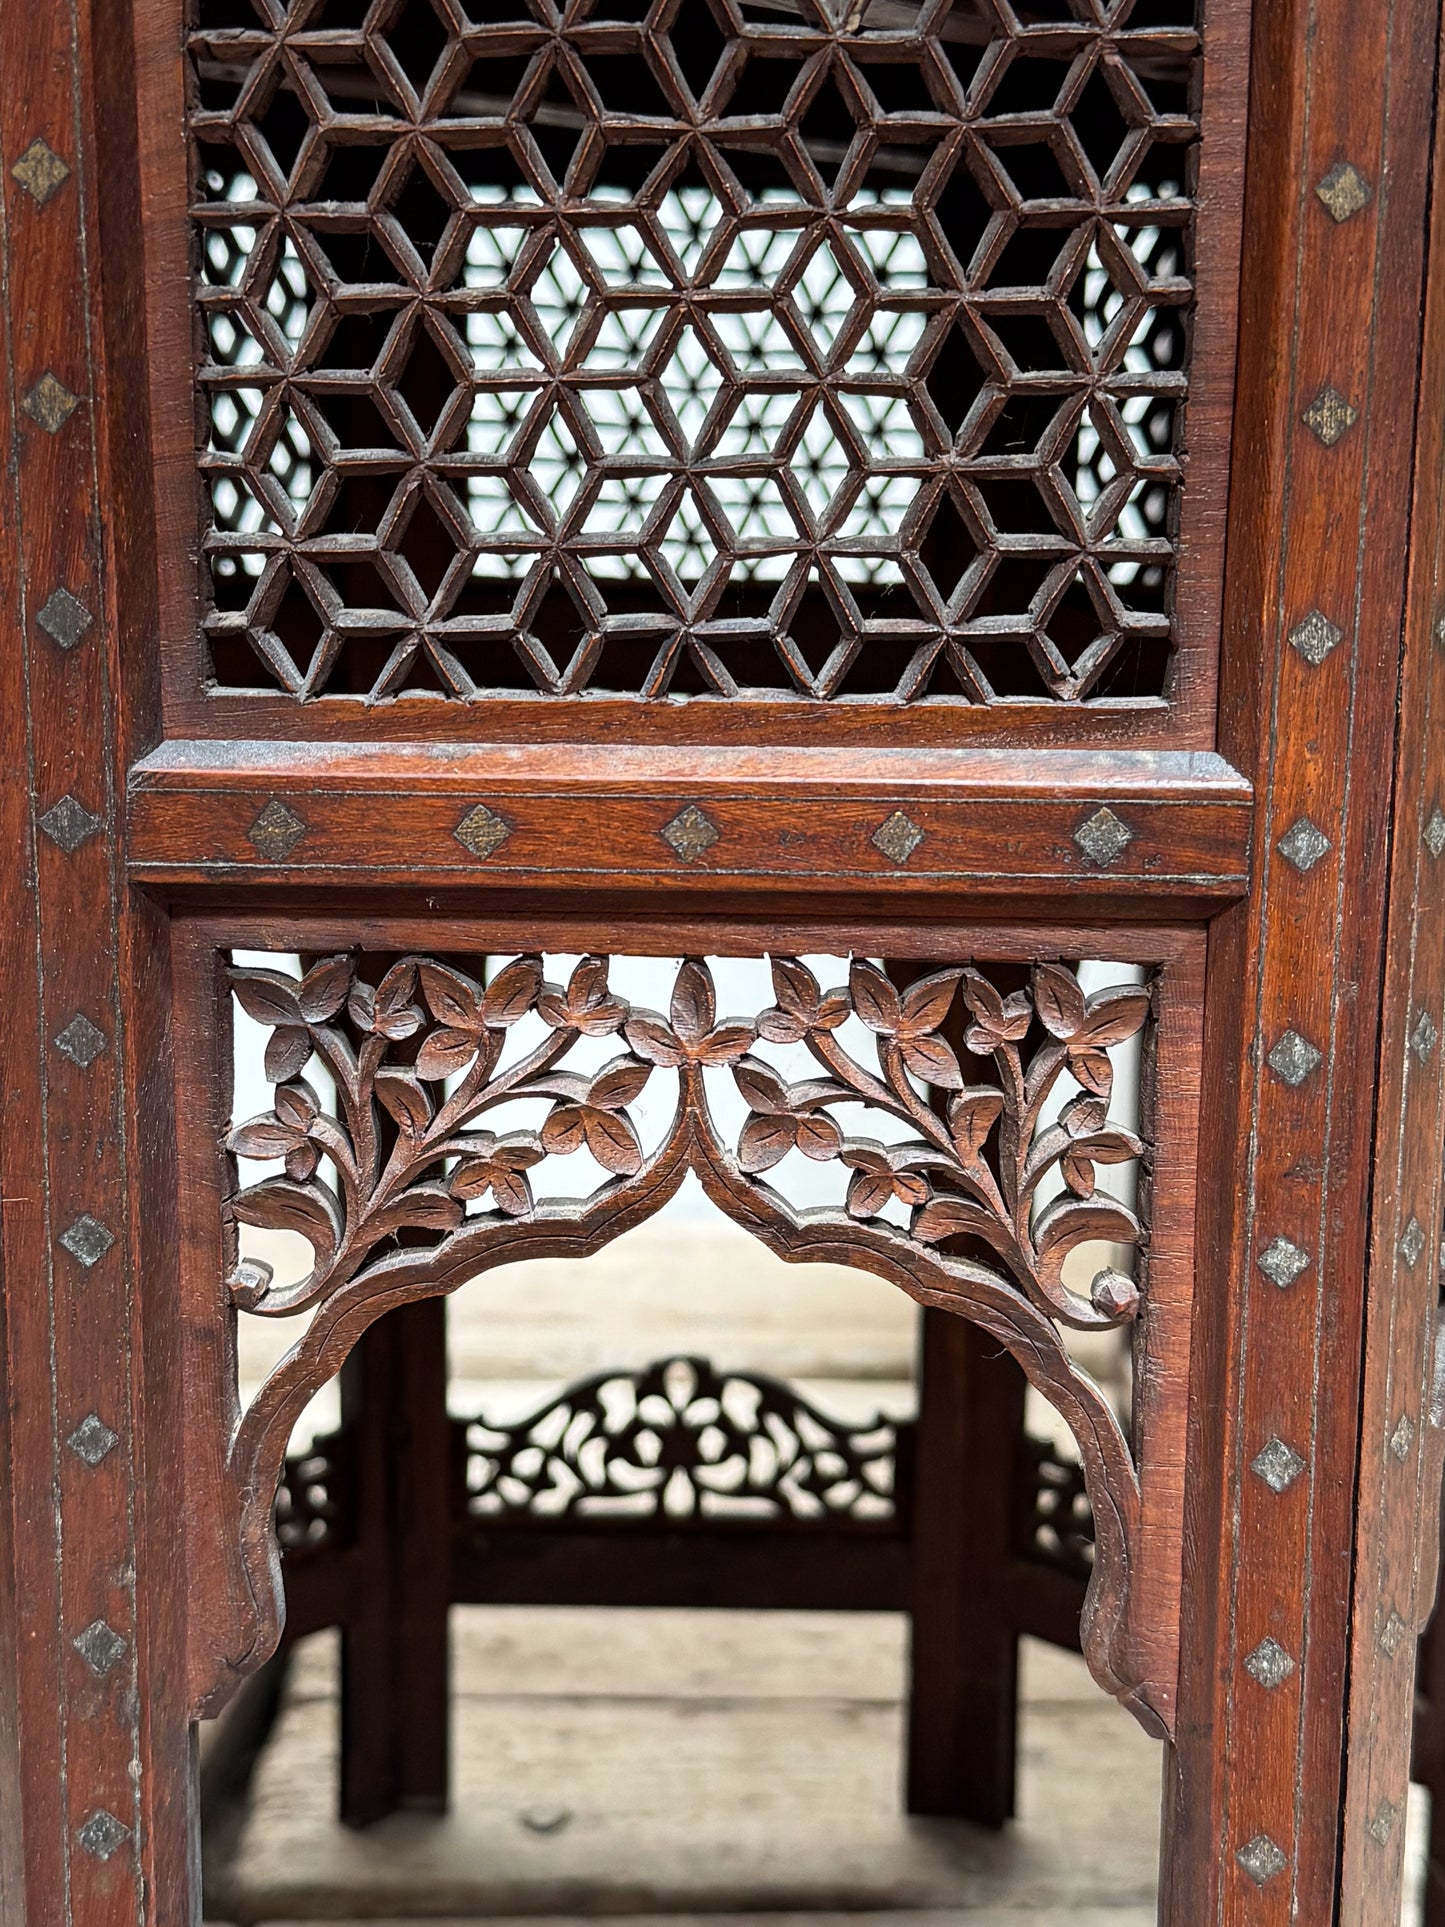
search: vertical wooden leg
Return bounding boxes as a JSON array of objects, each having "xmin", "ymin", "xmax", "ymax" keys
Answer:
[
  {"xmin": 906, "ymin": 1307, "xmax": 1027, "ymax": 1826},
  {"xmin": 339, "ymin": 1295, "xmax": 452, "ymax": 1827}
]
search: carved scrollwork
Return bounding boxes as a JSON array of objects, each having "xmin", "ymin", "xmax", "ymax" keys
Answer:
[
  {"xmin": 463, "ymin": 1355, "xmax": 898, "ymax": 1525},
  {"xmin": 222, "ymin": 948, "xmax": 1163, "ymax": 1732},
  {"xmin": 225, "ymin": 951, "xmax": 1147, "ymax": 1329}
]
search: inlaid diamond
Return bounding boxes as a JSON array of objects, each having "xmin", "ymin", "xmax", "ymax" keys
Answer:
[
  {"xmin": 37, "ymin": 586, "xmax": 93, "ymax": 650},
  {"xmin": 1289, "ymin": 610, "xmax": 1344, "ymax": 666},
  {"xmin": 1277, "ymin": 818, "xmax": 1330, "ymax": 872},
  {"xmin": 22, "ymin": 372, "xmax": 79, "ymax": 434},
  {"xmin": 1368, "ymin": 1799, "xmax": 1399, "ymax": 1846},
  {"xmin": 871, "ymin": 810, "xmax": 924, "ymax": 866},
  {"xmin": 1252, "ymin": 1436, "xmax": 1306, "ymax": 1493},
  {"xmin": 1073, "ymin": 806, "xmax": 1133, "ymax": 866},
  {"xmin": 38, "ymin": 795, "xmax": 101, "ymax": 852},
  {"xmin": 1303, "ymin": 385, "xmax": 1358, "ymax": 447},
  {"xmin": 1390, "ymin": 1413, "xmax": 1416, "ymax": 1462},
  {"xmin": 72, "ymin": 1619, "xmax": 127, "ymax": 1677},
  {"xmin": 1379, "ymin": 1610, "xmax": 1409, "ymax": 1658},
  {"xmin": 1315, "ymin": 161, "xmax": 1371, "ymax": 223},
  {"xmin": 1400, "ymin": 1217, "xmax": 1426, "ymax": 1268},
  {"xmin": 1426, "ymin": 807, "xmax": 1445, "ymax": 859},
  {"xmin": 11, "ymin": 137, "xmax": 70, "ymax": 204},
  {"xmin": 660, "ymin": 805, "xmax": 719, "ymax": 863},
  {"xmin": 1244, "ymin": 1636, "xmax": 1295, "ymax": 1690},
  {"xmin": 76, "ymin": 1810, "xmax": 130, "ymax": 1862},
  {"xmin": 247, "ymin": 798, "xmax": 306, "ymax": 861},
  {"xmin": 454, "ymin": 804, "xmax": 511, "ymax": 859},
  {"xmin": 59, "ymin": 1215, "xmax": 114, "ymax": 1267},
  {"xmin": 1411, "ymin": 1007, "xmax": 1439, "ymax": 1063},
  {"xmin": 65, "ymin": 1413, "xmax": 118, "ymax": 1466},
  {"xmin": 1258, "ymin": 1237, "xmax": 1310, "ymax": 1288},
  {"xmin": 1267, "ymin": 1029, "xmax": 1322, "ymax": 1086},
  {"xmin": 54, "ymin": 1013, "xmax": 107, "ymax": 1068},
  {"xmin": 1236, "ymin": 1834, "xmax": 1288, "ymax": 1886}
]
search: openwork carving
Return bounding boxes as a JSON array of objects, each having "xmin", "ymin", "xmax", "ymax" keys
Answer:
[
  {"xmin": 220, "ymin": 947, "xmax": 1166, "ymax": 1728},
  {"xmin": 188, "ymin": 0, "xmax": 1198, "ymax": 704},
  {"xmin": 463, "ymin": 1354, "xmax": 898, "ymax": 1522},
  {"xmin": 225, "ymin": 951, "xmax": 1147, "ymax": 1328},
  {"xmin": 1023, "ymin": 1431, "xmax": 1094, "ymax": 1577}
]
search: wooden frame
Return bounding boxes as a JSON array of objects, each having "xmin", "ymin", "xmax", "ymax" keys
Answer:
[{"xmin": 3, "ymin": 1, "xmax": 1445, "ymax": 1924}]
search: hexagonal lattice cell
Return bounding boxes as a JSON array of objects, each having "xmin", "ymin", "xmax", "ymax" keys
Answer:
[{"xmin": 190, "ymin": 0, "xmax": 1198, "ymax": 705}]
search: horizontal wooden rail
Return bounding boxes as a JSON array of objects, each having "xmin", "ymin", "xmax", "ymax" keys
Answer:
[{"xmin": 127, "ymin": 742, "xmax": 1252, "ymax": 905}]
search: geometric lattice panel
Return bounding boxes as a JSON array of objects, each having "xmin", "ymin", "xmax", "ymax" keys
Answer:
[{"xmin": 188, "ymin": 0, "xmax": 1197, "ymax": 705}]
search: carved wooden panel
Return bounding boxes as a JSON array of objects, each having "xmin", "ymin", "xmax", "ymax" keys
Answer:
[
  {"xmin": 173, "ymin": 0, "xmax": 1245, "ymax": 732},
  {"xmin": 169, "ymin": 921, "xmax": 1203, "ymax": 1745}
]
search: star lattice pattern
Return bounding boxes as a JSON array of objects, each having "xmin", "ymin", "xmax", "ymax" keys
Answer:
[{"xmin": 189, "ymin": 0, "xmax": 1198, "ymax": 704}]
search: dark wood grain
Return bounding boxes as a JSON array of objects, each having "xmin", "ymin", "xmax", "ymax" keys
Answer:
[
  {"xmin": 1161, "ymin": 0, "xmax": 1442, "ymax": 1920},
  {"xmin": 1339, "ymin": 20, "xmax": 1445, "ymax": 1914}
]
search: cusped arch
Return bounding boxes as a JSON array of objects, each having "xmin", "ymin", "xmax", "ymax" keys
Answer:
[{"xmin": 197, "ymin": 949, "xmax": 1177, "ymax": 1741}]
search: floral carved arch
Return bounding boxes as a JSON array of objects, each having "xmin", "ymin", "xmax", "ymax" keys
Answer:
[{"xmin": 200, "ymin": 946, "xmax": 1182, "ymax": 1739}]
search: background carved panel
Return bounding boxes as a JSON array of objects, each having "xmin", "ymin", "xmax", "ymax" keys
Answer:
[{"xmin": 188, "ymin": 0, "xmax": 1202, "ymax": 709}]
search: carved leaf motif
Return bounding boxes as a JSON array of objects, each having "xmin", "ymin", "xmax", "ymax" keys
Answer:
[
  {"xmin": 264, "ymin": 1026, "xmax": 312, "ymax": 1082},
  {"xmin": 230, "ymin": 1177, "xmax": 342, "ymax": 1276},
  {"xmin": 233, "ymin": 968, "xmax": 304, "ymax": 1028},
  {"xmin": 297, "ymin": 955, "xmax": 353, "ymax": 1022},
  {"xmin": 224, "ymin": 951, "xmax": 1148, "ymax": 1334},
  {"xmin": 374, "ymin": 1071, "xmax": 432, "ymax": 1135}
]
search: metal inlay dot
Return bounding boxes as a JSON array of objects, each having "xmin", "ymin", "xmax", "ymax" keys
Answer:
[
  {"xmin": 37, "ymin": 586, "xmax": 93, "ymax": 650},
  {"xmin": 59, "ymin": 1215, "xmax": 114, "ymax": 1268},
  {"xmin": 54, "ymin": 1013, "xmax": 107, "ymax": 1068},
  {"xmin": 454, "ymin": 804, "xmax": 511, "ymax": 859},
  {"xmin": 1368, "ymin": 1799, "xmax": 1399, "ymax": 1847},
  {"xmin": 1289, "ymin": 609, "xmax": 1344, "ymax": 665},
  {"xmin": 38, "ymin": 795, "xmax": 101, "ymax": 852},
  {"xmin": 1073, "ymin": 806, "xmax": 1134, "ymax": 866},
  {"xmin": 1411, "ymin": 1007, "xmax": 1439, "ymax": 1063},
  {"xmin": 1302, "ymin": 385, "xmax": 1359, "ymax": 447},
  {"xmin": 1236, "ymin": 1835, "xmax": 1288, "ymax": 1886},
  {"xmin": 1244, "ymin": 1636, "xmax": 1295, "ymax": 1690},
  {"xmin": 72, "ymin": 1619, "xmax": 127, "ymax": 1677},
  {"xmin": 1267, "ymin": 1029, "xmax": 1322, "ymax": 1087},
  {"xmin": 1252, "ymin": 1436, "xmax": 1306, "ymax": 1492},
  {"xmin": 660, "ymin": 805, "xmax": 719, "ymax": 863},
  {"xmin": 1426, "ymin": 807, "xmax": 1445, "ymax": 859},
  {"xmin": 1258, "ymin": 1236, "xmax": 1310, "ymax": 1288},
  {"xmin": 76, "ymin": 1810, "xmax": 130, "ymax": 1862},
  {"xmin": 1315, "ymin": 160, "xmax": 1372, "ymax": 223},
  {"xmin": 1379, "ymin": 1610, "xmax": 1409, "ymax": 1658},
  {"xmin": 1400, "ymin": 1217, "xmax": 1427, "ymax": 1268},
  {"xmin": 65, "ymin": 1413, "xmax": 118, "ymax": 1466},
  {"xmin": 871, "ymin": 810, "xmax": 924, "ymax": 866},
  {"xmin": 22, "ymin": 371, "xmax": 79, "ymax": 434},
  {"xmin": 247, "ymin": 798, "xmax": 307, "ymax": 861},
  {"xmin": 1277, "ymin": 818, "xmax": 1330, "ymax": 872},
  {"xmin": 11, "ymin": 136, "xmax": 70, "ymax": 204},
  {"xmin": 1390, "ymin": 1413, "xmax": 1416, "ymax": 1462}
]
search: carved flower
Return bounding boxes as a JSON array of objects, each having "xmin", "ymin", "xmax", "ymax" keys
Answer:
[
  {"xmin": 448, "ymin": 1131, "xmax": 546, "ymax": 1216},
  {"xmin": 348, "ymin": 960, "xmax": 424, "ymax": 1042},
  {"xmin": 227, "ymin": 1078, "xmax": 321, "ymax": 1180},
  {"xmin": 536, "ymin": 955, "xmax": 628, "ymax": 1036},
  {"xmin": 415, "ymin": 956, "xmax": 543, "ymax": 1081},
  {"xmin": 732, "ymin": 1058, "xmax": 843, "ymax": 1173},
  {"xmin": 842, "ymin": 1140, "xmax": 932, "ymax": 1219},
  {"xmin": 756, "ymin": 956, "xmax": 849, "ymax": 1044},
  {"xmin": 233, "ymin": 955, "xmax": 355, "ymax": 1082},
  {"xmin": 625, "ymin": 959, "xmax": 754, "ymax": 1067},
  {"xmin": 960, "ymin": 968, "xmax": 1033, "ymax": 1057},
  {"xmin": 849, "ymin": 960, "xmax": 965, "ymax": 1088},
  {"xmin": 1030, "ymin": 963, "xmax": 1150, "ymax": 1097},
  {"xmin": 540, "ymin": 1056, "xmax": 652, "ymax": 1176}
]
